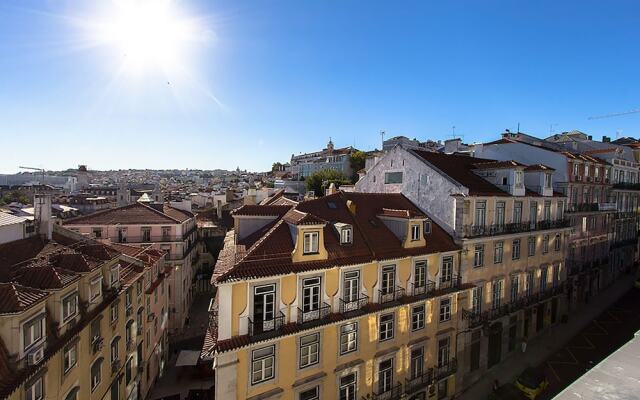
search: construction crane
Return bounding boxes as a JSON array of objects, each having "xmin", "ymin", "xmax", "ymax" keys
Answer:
[
  {"xmin": 19, "ymin": 166, "xmax": 46, "ymax": 185},
  {"xmin": 588, "ymin": 108, "xmax": 640, "ymax": 120}
]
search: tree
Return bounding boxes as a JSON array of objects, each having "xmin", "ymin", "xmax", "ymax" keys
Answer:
[
  {"xmin": 305, "ymin": 169, "xmax": 350, "ymax": 197},
  {"xmin": 349, "ymin": 151, "xmax": 367, "ymax": 183},
  {"xmin": 272, "ymin": 162, "xmax": 283, "ymax": 172}
]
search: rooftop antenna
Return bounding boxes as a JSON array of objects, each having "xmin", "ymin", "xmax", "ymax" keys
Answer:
[
  {"xmin": 517, "ymin": 122, "xmax": 520, "ymax": 133},
  {"xmin": 380, "ymin": 130, "xmax": 386, "ymax": 148}
]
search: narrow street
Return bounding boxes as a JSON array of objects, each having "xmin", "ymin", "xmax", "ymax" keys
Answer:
[{"xmin": 149, "ymin": 293, "xmax": 214, "ymax": 400}]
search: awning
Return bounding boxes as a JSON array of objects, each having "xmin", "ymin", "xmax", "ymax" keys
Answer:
[{"xmin": 175, "ymin": 350, "xmax": 201, "ymax": 367}]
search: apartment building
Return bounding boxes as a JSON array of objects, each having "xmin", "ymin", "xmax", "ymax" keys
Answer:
[
  {"xmin": 204, "ymin": 192, "xmax": 470, "ymax": 400},
  {"xmin": 355, "ymin": 147, "xmax": 571, "ymax": 391},
  {"xmin": 475, "ymin": 136, "xmax": 625, "ymax": 305},
  {"xmin": 63, "ymin": 199, "xmax": 197, "ymax": 333},
  {"xmin": 290, "ymin": 139, "xmax": 358, "ymax": 179},
  {"xmin": 0, "ymin": 221, "xmax": 168, "ymax": 400}
]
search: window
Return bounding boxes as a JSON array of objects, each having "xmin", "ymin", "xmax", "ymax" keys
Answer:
[
  {"xmin": 424, "ymin": 220, "xmax": 431, "ymax": 234},
  {"xmin": 470, "ymin": 330, "xmax": 481, "ymax": 371},
  {"xmin": 492, "ymin": 280, "xmax": 502, "ymax": 310},
  {"xmin": 26, "ymin": 376, "xmax": 43, "ymax": 400},
  {"xmin": 411, "ymin": 305, "xmax": 425, "ymax": 331},
  {"xmin": 475, "ymin": 201, "xmax": 486, "ymax": 227},
  {"xmin": 63, "ymin": 343, "xmax": 77, "ymax": 373},
  {"xmin": 110, "ymin": 302, "xmax": 119, "ymax": 323},
  {"xmin": 62, "ymin": 292, "xmax": 78, "ymax": 322},
  {"xmin": 124, "ymin": 357, "xmax": 133, "ymax": 385},
  {"xmin": 64, "ymin": 387, "xmax": 79, "ymax": 400},
  {"xmin": 299, "ymin": 333, "xmax": 320, "ymax": 368},
  {"xmin": 141, "ymin": 227, "xmax": 151, "ymax": 242},
  {"xmin": 439, "ymin": 298, "xmax": 451, "ymax": 322},
  {"xmin": 110, "ymin": 338, "xmax": 119, "ymax": 364},
  {"xmin": 91, "ymin": 359, "xmax": 102, "ymax": 391},
  {"xmin": 339, "ymin": 373, "xmax": 357, "ymax": 400},
  {"xmin": 136, "ymin": 280, "xmax": 142, "ymax": 296},
  {"xmin": 414, "ymin": 261, "xmax": 427, "ymax": 289},
  {"xmin": 301, "ymin": 277, "xmax": 321, "ymax": 316},
  {"xmin": 161, "ymin": 226, "xmax": 171, "ymax": 240},
  {"xmin": 384, "ymin": 172, "xmax": 403, "ymax": 184},
  {"xmin": 540, "ymin": 268, "xmax": 548, "ymax": 292},
  {"xmin": 92, "ymin": 228, "xmax": 102, "ymax": 238},
  {"xmin": 299, "ymin": 386, "xmax": 320, "ymax": 400},
  {"xmin": 378, "ymin": 359, "xmax": 394, "ymax": 394},
  {"xmin": 542, "ymin": 235, "xmax": 549, "ymax": 254},
  {"xmin": 544, "ymin": 173, "xmax": 552, "ymax": 189},
  {"xmin": 512, "ymin": 239, "xmax": 521, "ymax": 260},
  {"xmin": 437, "ymin": 337, "xmax": 450, "ymax": 367},
  {"xmin": 529, "ymin": 201, "xmax": 538, "ymax": 227},
  {"xmin": 441, "ymin": 257, "xmax": 453, "ymax": 283},
  {"xmin": 510, "ymin": 276, "xmax": 519, "ymax": 303},
  {"xmin": 110, "ymin": 265, "xmax": 120, "ymax": 287},
  {"xmin": 117, "ymin": 228, "xmax": 127, "ymax": 243},
  {"xmin": 339, "ymin": 322, "xmax": 358, "ymax": 355},
  {"xmin": 23, "ymin": 316, "xmax": 45, "ymax": 351},
  {"xmin": 303, "ymin": 232, "xmax": 319, "ymax": 254},
  {"xmin": 494, "ymin": 241, "xmax": 503, "ymax": 264},
  {"xmin": 410, "ymin": 347, "xmax": 424, "ymax": 379},
  {"xmin": 513, "ymin": 201, "xmax": 523, "ymax": 224},
  {"xmin": 528, "ymin": 237, "xmax": 535, "ymax": 257},
  {"xmin": 544, "ymin": 201, "xmax": 551, "ymax": 221},
  {"xmin": 526, "ymin": 271, "xmax": 534, "ymax": 296},
  {"xmin": 379, "ymin": 313, "xmax": 394, "ymax": 341},
  {"xmin": 411, "ymin": 224, "xmax": 420, "ymax": 241},
  {"xmin": 515, "ymin": 170, "xmax": 523, "ymax": 187},
  {"xmin": 342, "ymin": 271, "xmax": 360, "ymax": 306},
  {"xmin": 380, "ymin": 265, "xmax": 396, "ymax": 295},
  {"xmin": 496, "ymin": 202, "xmax": 505, "ymax": 227},
  {"xmin": 474, "ymin": 244, "xmax": 484, "ymax": 267},
  {"xmin": 554, "ymin": 234, "xmax": 561, "ymax": 251},
  {"xmin": 471, "ymin": 286, "xmax": 482, "ymax": 314},
  {"xmin": 251, "ymin": 345, "xmax": 275, "ymax": 384},
  {"xmin": 573, "ymin": 163, "xmax": 579, "ymax": 176},
  {"xmin": 340, "ymin": 227, "xmax": 352, "ymax": 244},
  {"xmin": 90, "ymin": 277, "xmax": 102, "ymax": 301}
]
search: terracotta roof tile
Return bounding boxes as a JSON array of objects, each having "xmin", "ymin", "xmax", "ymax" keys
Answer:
[
  {"xmin": 0, "ymin": 283, "xmax": 48, "ymax": 314},
  {"xmin": 232, "ymin": 204, "xmax": 292, "ymax": 217},
  {"xmin": 63, "ymin": 202, "xmax": 186, "ymax": 225}
]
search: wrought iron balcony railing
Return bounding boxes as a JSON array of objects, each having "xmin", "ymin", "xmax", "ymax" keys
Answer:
[
  {"xmin": 461, "ymin": 219, "xmax": 570, "ymax": 238},
  {"xmin": 410, "ymin": 280, "xmax": 436, "ymax": 298},
  {"xmin": 372, "ymin": 382, "xmax": 403, "ymax": 400},
  {"xmin": 297, "ymin": 302, "xmax": 331, "ymax": 324},
  {"xmin": 339, "ymin": 294, "xmax": 369, "ymax": 314},
  {"xmin": 438, "ymin": 275, "xmax": 461, "ymax": 291},
  {"xmin": 378, "ymin": 286, "xmax": 406, "ymax": 304},
  {"xmin": 405, "ymin": 369, "xmax": 433, "ymax": 394},
  {"xmin": 248, "ymin": 311, "xmax": 285, "ymax": 338},
  {"xmin": 434, "ymin": 358, "xmax": 457, "ymax": 381}
]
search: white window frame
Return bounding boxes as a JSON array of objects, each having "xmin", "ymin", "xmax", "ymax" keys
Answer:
[
  {"xmin": 90, "ymin": 276, "xmax": 102, "ymax": 302},
  {"xmin": 512, "ymin": 239, "xmax": 521, "ymax": 260},
  {"xmin": 62, "ymin": 292, "xmax": 78, "ymax": 322},
  {"xmin": 411, "ymin": 304, "xmax": 425, "ymax": 331},
  {"xmin": 338, "ymin": 372, "xmax": 357, "ymax": 400},
  {"xmin": 340, "ymin": 227, "xmax": 352, "ymax": 244},
  {"xmin": 439, "ymin": 297, "xmax": 451, "ymax": 322},
  {"xmin": 91, "ymin": 359, "xmax": 102, "ymax": 391},
  {"xmin": 494, "ymin": 241, "xmax": 503, "ymax": 264},
  {"xmin": 411, "ymin": 224, "xmax": 420, "ymax": 241},
  {"xmin": 299, "ymin": 332, "xmax": 320, "ymax": 369},
  {"xmin": 26, "ymin": 376, "xmax": 43, "ymax": 400},
  {"xmin": 379, "ymin": 313, "xmax": 394, "ymax": 342},
  {"xmin": 303, "ymin": 231, "xmax": 319, "ymax": 254},
  {"xmin": 339, "ymin": 322, "xmax": 358, "ymax": 355},
  {"xmin": 251, "ymin": 345, "xmax": 275, "ymax": 385},
  {"xmin": 63, "ymin": 343, "xmax": 77, "ymax": 373},
  {"xmin": 23, "ymin": 315, "xmax": 45, "ymax": 351}
]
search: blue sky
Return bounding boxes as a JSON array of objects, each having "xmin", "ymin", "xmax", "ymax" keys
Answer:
[{"xmin": 1, "ymin": 0, "xmax": 639, "ymax": 173}]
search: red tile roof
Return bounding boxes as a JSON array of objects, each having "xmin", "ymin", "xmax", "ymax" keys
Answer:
[
  {"xmin": 378, "ymin": 208, "xmax": 424, "ymax": 219},
  {"xmin": 524, "ymin": 164, "xmax": 555, "ymax": 172},
  {"xmin": 63, "ymin": 202, "xmax": 190, "ymax": 225},
  {"xmin": 215, "ymin": 192, "xmax": 460, "ymax": 283},
  {"xmin": 0, "ymin": 283, "xmax": 48, "ymax": 314},
  {"xmin": 232, "ymin": 204, "xmax": 292, "ymax": 217},
  {"xmin": 471, "ymin": 160, "xmax": 527, "ymax": 169}
]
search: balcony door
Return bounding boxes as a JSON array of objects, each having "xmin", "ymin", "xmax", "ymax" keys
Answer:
[
  {"xmin": 253, "ymin": 284, "xmax": 275, "ymax": 333},
  {"xmin": 343, "ymin": 272, "xmax": 359, "ymax": 303},
  {"xmin": 381, "ymin": 266, "xmax": 395, "ymax": 295},
  {"xmin": 302, "ymin": 277, "xmax": 321, "ymax": 313},
  {"xmin": 529, "ymin": 202, "xmax": 538, "ymax": 229}
]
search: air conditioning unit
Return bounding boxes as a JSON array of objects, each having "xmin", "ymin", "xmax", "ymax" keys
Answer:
[{"xmin": 27, "ymin": 347, "xmax": 44, "ymax": 365}]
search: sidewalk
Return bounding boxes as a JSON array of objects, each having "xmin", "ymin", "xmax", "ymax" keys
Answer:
[{"xmin": 455, "ymin": 275, "xmax": 635, "ymax": 400}]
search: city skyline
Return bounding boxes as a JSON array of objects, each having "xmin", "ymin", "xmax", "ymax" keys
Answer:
[{"xmin": 2, "ymin": 0, "xmax": 640, "ymax": 173}]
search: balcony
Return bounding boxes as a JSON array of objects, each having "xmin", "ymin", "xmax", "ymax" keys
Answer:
[
  {"xmin": 339, "ymin": 294, "xmax": 369, "ymax": 314},
  {"xmin": 438, "ymin": 275, "xmax": 461, "ymax": 291},
  {"xmin": 378, "ymin": 286, "xmax": 406, "ymax": 304},
  {"xmin": 248, "ymin": 311, "xmax": 285, "ymax": 339},
  {"xmin": 410, "ymin": 280, "xmax": 436, "ymax": 298},
  {"xmin": 614, "ymin": 211, "xmax": 637, "ymax": 219},
  {"xmin": 611, "ymin": 237, "xmax": 638, "ymax": 249},
  {"xmin": 405, "ymin": 369, "xmax": 433, "ymax": 394},
  {"xmin": 567, "ymin": 203, "xmax": 616, "ymax": 213},
  {"xmin": 372, "ymin": 382, "xmax": 403, "ymax": 400},
  {"xmin": 461, "ymin": 219, "xmax": 570, "ymax": 238},
  {"xmin": 613, "ymin": 182, "xmax": 640, "ymax": 191},
  {"xmin": 434, "ymin": 358, "xmax": 457, "ymax": 381},
  {"xmin": 462, "ymin": 308, "xmax": 486, "ymax": 328},
  {"xmin": 297, "ymin": 302, "xmax": 331, "ymax": 325}
]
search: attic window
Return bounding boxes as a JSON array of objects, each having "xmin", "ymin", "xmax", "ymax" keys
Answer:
[
  {"xmin": 303, "ymin": 232, "xmax": 319, "ymax": 254},
  {"xmin": 340, "ymin": 227, "xmax": 353, "ymax": 245},
  {"xmin": 424, "ymin": 220, "xmax": 431, "ymax": 235},
  {"xmin": 502, "ymin": 177, "xmax": 508, "ymax": 185},
  {"xmin": 411, "ymin": 224, "xmax": 420, "ymax": 241}
]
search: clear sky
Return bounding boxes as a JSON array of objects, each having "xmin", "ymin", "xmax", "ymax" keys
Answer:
[{"xmin": 1, "ymin": 0, "xmax": 639, "ymax": 173}]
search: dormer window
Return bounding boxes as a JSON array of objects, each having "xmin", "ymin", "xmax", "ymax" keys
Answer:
[
  {"xmin": 515, "ymin": 171, "xmax": 523, "ymax": 187},
  {"xmin": 411, "ymin": 224, "xmax": 421, "ymax": 241},
  {"xmin": 23, "ymin": 315, "xmax": 45, "ymax": 351},
  {"xmin": 110, "ymin": 265, "xmax": 120, "ymax": 288},
  {"xmin": 423, "ymin": 220, "xmax": 431, "ymax": 235},
  {"xmin": 62, "ymin": 292, "xmax": 78, "ymax": 322},
  {"xmin": 544, "ymin": 173, "xmax": 552, "ymax": 189},
  {"xmin": 303, "ymin": 232, "xmax": 319, "ymax": 254},
  {"xmin": 340, "ymin": 227, "xmax": 352, "ymax": 245}
]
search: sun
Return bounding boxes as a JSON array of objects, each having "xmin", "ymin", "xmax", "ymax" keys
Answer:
[{"xmin": 94, "ymin": 0, "xmax": 203, "ymax": 75}]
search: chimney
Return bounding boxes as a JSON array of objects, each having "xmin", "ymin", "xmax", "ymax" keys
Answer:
[
  {"xmin": 325, "ymin": 182, "xmax": 337, "ymax": 196},
  {"xmin": 603, "ymin": 136, "xmax": 611, "ymax": 143},
  {"xmin": 34, "ymin": 194, "xmax": 52, "ymax": 240}
]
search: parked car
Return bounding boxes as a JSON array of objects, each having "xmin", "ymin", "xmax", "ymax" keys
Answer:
[
  {"xmin": 515, "ymin": 367, "xmax": 549, "ymax": 399},
  {"xmin": 488, "ymin": 383, "xmax": 529, "ymax": 400}
]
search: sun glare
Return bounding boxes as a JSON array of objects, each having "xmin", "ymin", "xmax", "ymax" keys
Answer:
[{"xmin": 94, "ymin": 0, "xmax": 203, "ymax": 75}]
